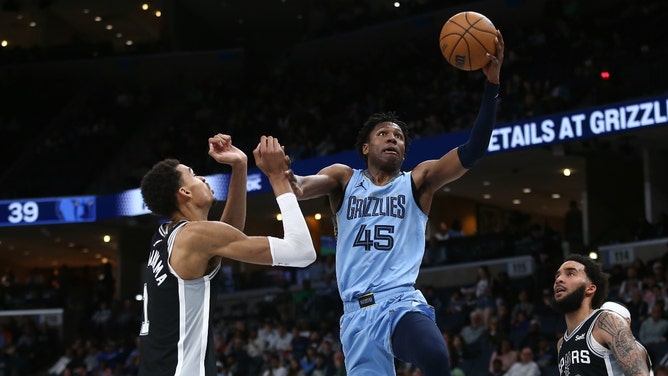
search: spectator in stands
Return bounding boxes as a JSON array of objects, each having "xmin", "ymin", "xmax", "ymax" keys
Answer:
[
  {"xmin": 503, "ymin": 346, "xmax": 540, "ymax": 376},
  {"xmin": 448, "ymin": 219, "xmax": 466, "ymax": 238},
  {"xmin": 448, "ymin": 333, "xmax": 474, "ymax": 369},
  {"xmin": 618, "ymin": 265, "xmax": 643, "ymax": 303},
  {"xmin": 644, "ymin": 277, "xmax": 667, "ymax": 313},
  {"xmin": 492, "ymin": 271, "xmax": 517, "ymax": 309},
  {"xmin": 114, "ymin": 297, "xmax": 140, "ymax": 339},
  {"xmin": 274, "ymin": 324, "xmax": 294, "ymax": 355},
  {"xmin": 510, "ymin": 289, "xmax": 534, "ymax": 323},
  {"xmin": 654, "ymin": 262, "xmax": 667, "ymax": 288},
  {"xmin": 462, "ymin": 265, "xmax": 495, "ymax": 328},
  {"xmin": 628, "ymin": 288, "xmax": 650, "ymax": 334},
  {"xmin": 485, "ymin": 316, "xmax": 508, "ymax": 349},
  {"xmin": 246, "ymin": 328, "xmax": 266, "ymax": 375},
  {"xmin": 534, "ymin": 336, "xmax": 557, "ymax": 371},
  {"xmin": 460, "ymin": 310, "xmax": 486, "ymax": 352},
  {"xmin": 287, "ymin": 357, "xmax": 306, "ymax": 376},
  {"xmin": 495, "ymin": 300, "xmax": 513, "ymax": 336},
  {"xmin": 299, "ymin": 345, "xmax": 318, "ymax": 374},
  {"xmin": 489, "ymin": 357, "xmax": 504, "ymax": 376},
  {"xmin": 639, "ymin": 304, "xmax": 668, "ymax": 345},
  {"xmin": 331, "ymin": 350, "xmax": 345, "ymax": 376},
  {"xmin": 89, "ymin": 301, "xmax": 113, "ymax": 340},
  {"xmin": 488, "ymin": 338, "xmax": 518, "ymax": 374},
  {"xmin": 509, "ymin": 310, "xmax": 531, "ymax": 350},
  {"xmin": 430, "ymin": 221, "xmax": 450, "ymax": 264},
  {"xmin": 263, "ymin": 353, "xmax": 288, "ymax": 376}
]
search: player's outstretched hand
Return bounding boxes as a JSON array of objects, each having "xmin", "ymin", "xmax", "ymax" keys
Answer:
[
  {"xmin": 285, "ymin": 169, "xmax": 304, "ymax": 197},
  {"xmin": 482, "ymin": 29, "xmax": 504, "ymax": 85},
  {"xmin": 253, "ymin": 136, "xmax": 289, "ymax": 180},
  {"xmin": 208, "ymin": 134, "xmax": 247, "ymax": 166}
]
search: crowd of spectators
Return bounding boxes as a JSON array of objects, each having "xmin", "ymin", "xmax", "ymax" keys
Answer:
[{"xmin": 3, "ymin": 241, "xmax": 668, "ymax": 375}]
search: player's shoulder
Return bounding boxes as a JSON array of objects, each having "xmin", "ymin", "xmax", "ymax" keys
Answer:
[
  {"xmin": 594, "ymin": 309, "xmax": 626, "ymax": 326},
  {"xmin": 592, "ymin": 309, "xmax": 629, "ymax": 340},
  {"xmin": 320, "ymin": 163, "xmax": 354, "ymax": 181}
]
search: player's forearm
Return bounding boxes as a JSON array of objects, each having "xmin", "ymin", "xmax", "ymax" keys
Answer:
[
  {"xmin": 268, "ymin": 192, "xmax": 316, "ymax": 267},
  {"xmin": 296, "ymin": 174, "xmax": 336, "ymax": 200},
  {"xmin": 220, "ymin": 160, "xmax": 248, "ymax": 231},
  {"xmin": 456, "ymin": 80, "xmax": 499, "ymax": 168},
  {"xmin": 613, "ymin": 336, "xmax": 650, "ymax": 376}
]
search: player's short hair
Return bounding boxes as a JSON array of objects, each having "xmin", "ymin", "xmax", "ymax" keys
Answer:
[
  {"xmin": 140, "ymin": 158, "xmax": 182, "ymax": 218},
  {"xmin": 354, "ymin": 112, "xmax": 411, "ymax": 165},
  {"xmin": 565, "ymin": 253, "xmax": 609, "ymax": 309}
]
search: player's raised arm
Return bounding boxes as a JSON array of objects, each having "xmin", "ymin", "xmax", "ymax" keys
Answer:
[
  {"xmin": 286, "ymin": 163, "xmax": 352, "ymax": 201},
  {"xmin": 208, "ymin": 133, "xmax": 247, "ymax": 231},
  {"xmin": 412, "ymin": 30, "xmax": 504, "ymax": 199}
]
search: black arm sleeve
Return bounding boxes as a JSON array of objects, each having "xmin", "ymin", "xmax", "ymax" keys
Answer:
[{"xmin": 456, "ymin": 80, "xmax": 500, "ymax": 169}]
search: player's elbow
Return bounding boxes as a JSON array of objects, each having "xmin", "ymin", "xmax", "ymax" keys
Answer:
[
  {"xmin": 292, "ymin": 242, "xmax": 317, "ymax": 268},
  {"xmin": 269, "ymin": 236, "xmax": 317, "ymax": 268}
]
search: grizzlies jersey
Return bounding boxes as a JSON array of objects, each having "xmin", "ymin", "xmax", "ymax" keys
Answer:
[
  {"xmin": 335, "ymin": 169, "xmax": 427, "ymax": 302},
  {"xmin": 139, "ymin": 220, "xmax": 221, "ymax": 376},
  {"xmin": 558, "ymin": 309, "xmax": 624, "ymax": 376}
]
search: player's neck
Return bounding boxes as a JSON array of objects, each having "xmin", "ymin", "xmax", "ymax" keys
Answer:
[
  {"xmin": 364, "ymin": 168, "xmax": 401, "ymax": 186},
  {"xmin": 564, "ymin": 306, "xmax": 595, "ymax": 335}
]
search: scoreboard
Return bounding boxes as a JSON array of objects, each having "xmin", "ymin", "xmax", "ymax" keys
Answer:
[
  {"xmin": 0, "ymin": 170, "xmax": 270, "ymax": 227},
  {"xmin": 0, "ymin": 196, "xmax": 96, "ymax": 227}
]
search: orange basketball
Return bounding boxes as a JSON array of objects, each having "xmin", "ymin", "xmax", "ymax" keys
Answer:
[{"xmin": 439, "ymin": 11, "xmax": 497, "ymax": 71}]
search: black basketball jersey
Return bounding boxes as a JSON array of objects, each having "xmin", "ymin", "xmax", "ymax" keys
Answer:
[
  {"xmin": 558, "ymin": 309, "xmax": 624, "ymax": 376},
  {"xmin": 138, "ymin": 221, "xmax": 221, "ymax": 376}
]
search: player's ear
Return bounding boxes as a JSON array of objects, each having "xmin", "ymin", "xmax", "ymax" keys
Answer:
[
  {"xmin": 586, "ymin": 283, "xmax": 597, "ymax": 297},
  {"xmin": 362, "ymin": 144, "xmax": 369, "ymax": 155},
  {"xmin": 178, "ymin": 187, "xmax": 191, "ymax": 197}
]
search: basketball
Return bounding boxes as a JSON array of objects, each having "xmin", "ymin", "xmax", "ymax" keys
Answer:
[{"xmin": 439, "ymin": 11, "xmax": 497, "ymax": 71}]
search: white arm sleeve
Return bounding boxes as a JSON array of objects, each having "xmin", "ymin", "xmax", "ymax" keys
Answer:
[{"xmin": 268, "ymin": 192, "xmax": 317, "ymax": 268}]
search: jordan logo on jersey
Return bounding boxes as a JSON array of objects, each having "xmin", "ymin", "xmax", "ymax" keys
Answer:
[{"xmin": 354, "ymin": 181, "xmax": 366, "ymax": 190}]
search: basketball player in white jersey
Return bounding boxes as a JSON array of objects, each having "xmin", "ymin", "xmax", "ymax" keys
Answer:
[{"xmin": 138, "ymin": 134, "xmax": 316, "ymax": 376}]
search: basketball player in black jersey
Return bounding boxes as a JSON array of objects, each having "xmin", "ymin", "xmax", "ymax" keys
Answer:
[
  {"xmin": 553, "ymin": 254, "xmax": 650, "ymax": 376},
  {"xmin": 138, "ymin": 134, "xmax": 316, "ymax": 376}
]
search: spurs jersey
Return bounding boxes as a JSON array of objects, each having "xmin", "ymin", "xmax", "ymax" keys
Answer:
[
  {"xmin": 335, "ymin": 169, "xmax": 427, "ymax": 301},
  {"xmin": 558, "ymin": 309, "xmax": 625, "ymax": 376},
  {"xmin": 138, "ymin": 220, "xmax": 221, "ymax": 376}
]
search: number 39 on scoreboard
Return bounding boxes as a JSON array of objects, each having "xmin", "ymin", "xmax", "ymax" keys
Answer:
[{"xmin": 0, "ymin": 196, "xmax": 97, "ymax": 227}]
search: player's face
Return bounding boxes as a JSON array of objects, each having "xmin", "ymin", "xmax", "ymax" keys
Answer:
[
  {"xmin": 363, "ymin": 122, "xmax": 406, "ymax": 167},
  {"xmin": 553, "ymin": 261, "xmax": 590, "ymax": 314},
  {"xmin": 176, "ymin": 164, "xmax": 214, "ymax": 204}
]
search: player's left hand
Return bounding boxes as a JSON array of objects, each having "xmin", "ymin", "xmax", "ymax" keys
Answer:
[
  {"xmin": 208, "ymin": 134, "xmax": 247, "ymax": 166},
  {"xmin": 482, "ymin": 29, "xmax": 504, "ymax": 85}
]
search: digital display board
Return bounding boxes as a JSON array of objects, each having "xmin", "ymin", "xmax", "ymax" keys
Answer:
[{"xmin": 0, "ymin": 196, "xmax": 96, "ymax": 227}]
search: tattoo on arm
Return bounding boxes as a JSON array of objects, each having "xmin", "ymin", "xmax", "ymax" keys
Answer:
[{"xmin": 597, "ymin": 312, "xmax": 649, "ymax": 376}]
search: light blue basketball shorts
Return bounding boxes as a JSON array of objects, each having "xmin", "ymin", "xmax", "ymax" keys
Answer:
[{"xmin": 339, "ymin": 287, "xmax": 436, "ymax": 375}]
